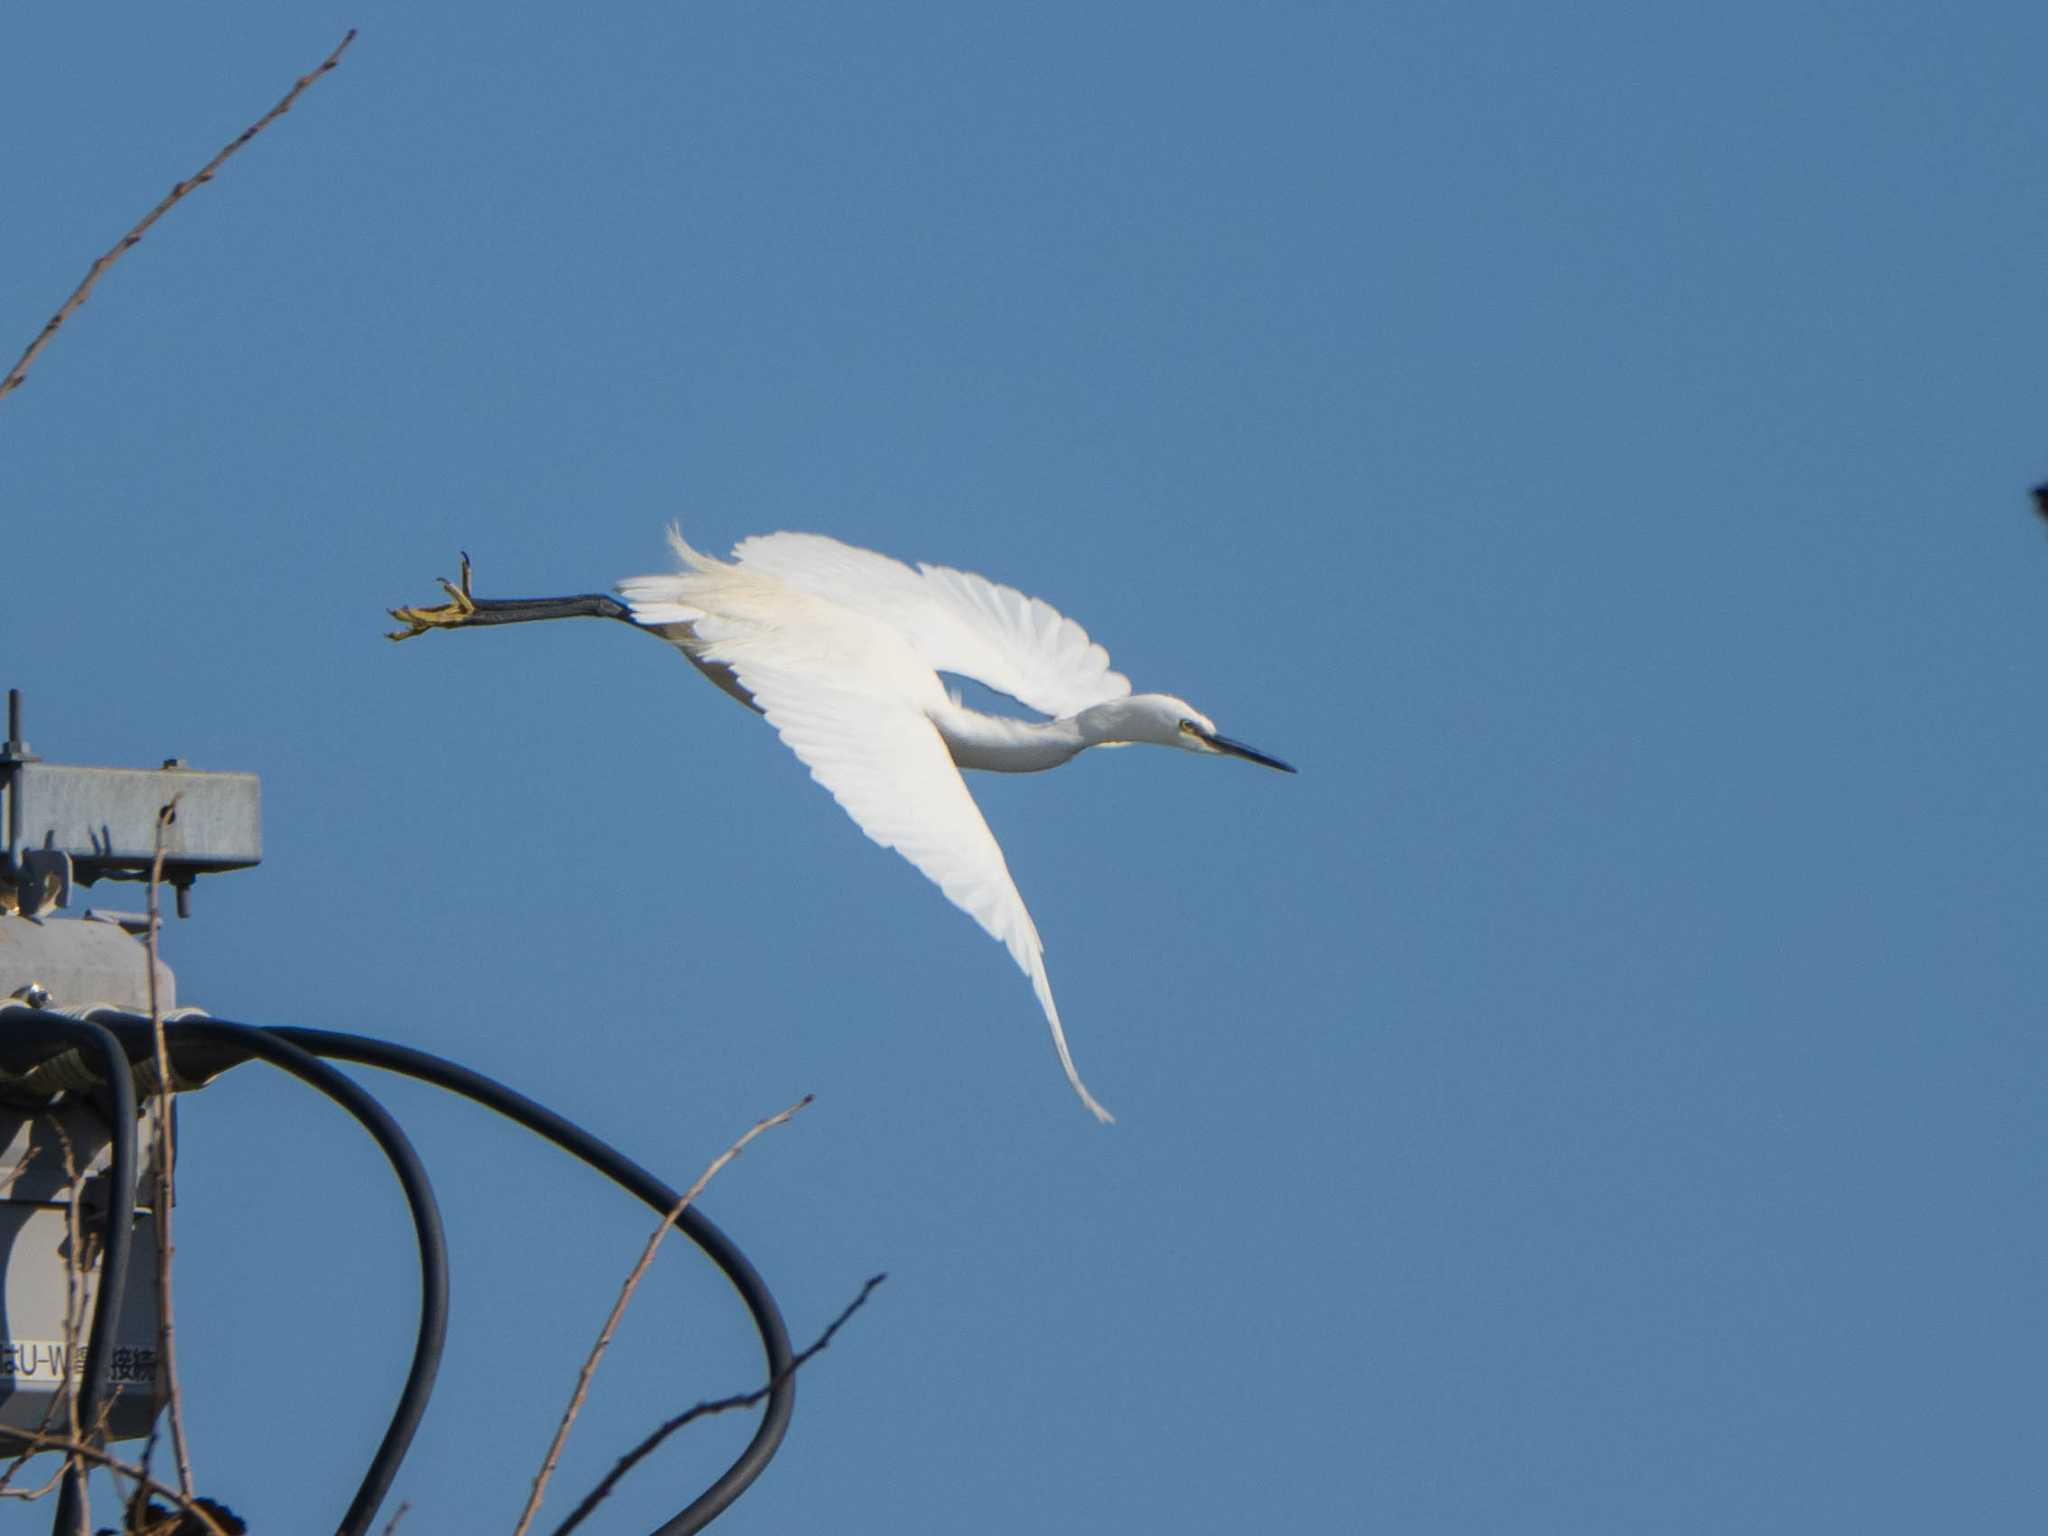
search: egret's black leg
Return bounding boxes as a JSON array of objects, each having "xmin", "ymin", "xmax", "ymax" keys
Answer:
[{"xmin": 387, "ymin": 552, "xmax": 635, "ymax": 640}]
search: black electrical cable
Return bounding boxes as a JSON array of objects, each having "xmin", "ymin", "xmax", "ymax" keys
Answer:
[
  {"xmin": 145, "ymin": 1020, "xmax": 450, "ymax": 1536},
  {"xmin": 33, "ymin": 1014, "xmax": 138, "ymax": 1536},
  {"xmin": 261, "ymin": 1026, "xmax": 797, "ymax": 1536},
  {"xmin": 12, "ymin": 1011, "xmax": 796, "ymax": 1535}
]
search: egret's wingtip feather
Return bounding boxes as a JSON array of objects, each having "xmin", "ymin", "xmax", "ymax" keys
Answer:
[{"xmin": 1028, "ymin": 956, "xmax": 1114, "ymax": 1122}]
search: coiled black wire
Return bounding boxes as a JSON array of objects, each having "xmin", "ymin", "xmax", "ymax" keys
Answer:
[
  {"xmin": 7, "ymin": 1008, "xmax": 446, "ymax": 1536},
  {"xmin": 261, "ymin": 1026, "xmax": 796, "ymax": 1536},
  {"xmin": 157, "ymin": 1020, "xmax": 450, "ymax": 1536},
  {"xmin": 11, "ymin": 1010, "xmax": 795, "ymax": 1536}
]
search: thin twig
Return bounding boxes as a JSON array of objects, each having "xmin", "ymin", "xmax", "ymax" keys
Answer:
[
  {"xmin": 125, "ymin": 1422, "xmax": 162, "ymax": 1532},
  {"xmin": 549, "ymin": 1274, "xmax": 887, "ymax": 1536},
  {"xmin": 0, "ymin": 1460, "xmax": 66, "ymax": 1502},
  {"xmin": 0, "ymin": 28, "xmax": 357, "ymax": 405},
  {"xmin": 3, "ymin": 1437, "xmax": 230, "ymax": 1536},
  {"xmin": 55, "ymin": 1120, "xmax": 85, "ymax": 1450},
  {"xmin": 56, "ymin": 1118, "xmax": 87, "ymax": 1530},
  {"xmin": 143, "ymin": 800, "xmax": 194, "ymax": 1501},
  {"xmin": 510, "ymin": 1095, "xmax": 814, "ymax": 1536}
]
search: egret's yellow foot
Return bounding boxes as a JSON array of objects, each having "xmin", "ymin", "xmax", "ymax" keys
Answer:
[{"xmin": 387, "ymin": 553, "xmax": 477, "ymax": 641}]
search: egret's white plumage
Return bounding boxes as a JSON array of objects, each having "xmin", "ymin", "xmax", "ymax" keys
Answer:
[{"xmin": 391, "ymin": 528, "xmax": 1294, "ymax": 1122}]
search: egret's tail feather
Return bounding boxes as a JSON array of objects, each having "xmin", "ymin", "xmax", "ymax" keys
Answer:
[
  {"xmin": 615, "ymin": 590, "xmax": 702, "ymax": 627},
  {"xmin": 617, "ymin": 526, "xmax": 718, "ymax": 626},
  {"xmin": 618, "ymin": 524, "xmax": 756, "ymax": 627}
]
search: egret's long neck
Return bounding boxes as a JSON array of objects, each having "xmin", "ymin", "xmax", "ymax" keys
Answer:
[
  {"xmin": 932, "ymin": 698, "xmax": 1154, "ymax": 773},
  {"xmin": 932, "ymin": 703, "xmax": 1093, "ymax": 774}
]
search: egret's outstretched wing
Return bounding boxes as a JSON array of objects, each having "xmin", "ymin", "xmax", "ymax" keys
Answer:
[
  {"xmin": 685, "ymin": 597, "xmax": 1115, "ymax": 1122},
  {"xmin": 728, "ymin": 531, "xmax": 1131, "ymax": 719}
]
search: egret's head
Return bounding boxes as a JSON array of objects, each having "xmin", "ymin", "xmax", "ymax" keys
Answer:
[{"xmin": 1095, "ymin": 694, "xmax": 1296, "ymax": 772}]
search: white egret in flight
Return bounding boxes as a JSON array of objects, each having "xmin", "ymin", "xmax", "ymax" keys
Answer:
[{"xmin": 389, "ymin": 529, "xmax": 1294, "ymax": 1122}]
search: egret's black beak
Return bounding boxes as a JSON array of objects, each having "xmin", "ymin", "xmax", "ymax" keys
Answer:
[{"xmin": 1200, "ymin": 728, "xmax": 1297, "ymax": 774}]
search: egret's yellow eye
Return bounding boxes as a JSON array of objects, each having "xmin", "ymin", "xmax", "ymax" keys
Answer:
[{"xmin": 1179, "ymin": 719, "xmax": 1198, "ymax": 734}]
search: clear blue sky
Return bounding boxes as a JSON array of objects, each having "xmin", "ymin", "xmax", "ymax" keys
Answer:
[{"xmin": 5, "ymin": 4, "xmax": 2046, "ymax": 1531}]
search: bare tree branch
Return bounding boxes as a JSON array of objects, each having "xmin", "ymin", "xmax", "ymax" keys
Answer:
[
  {"xmin": 143, "ymin": 802, "xmax": 194, "ymax": 1503},
  {"xmin": 511, "ymin": 1095, "xmax": 815, "ymax": 1536},
  {"xmin": 0, "ymin": 28, "xmax": 357, "ymax": 406},
  {"xmin": 54, "ymin": 1118, "xmax": 88, "ymax": 1530},
  {"xmin": 0, "ymin": 1459, "xmax": 67, "ymax": 1503},
  {"xmin": 549, "ymin": 1274, "xmax": 887, "ymax": 1536},
  {"xmin": 3, "ymin": 1436, "xmax": 231, "ymax": 1536}
]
